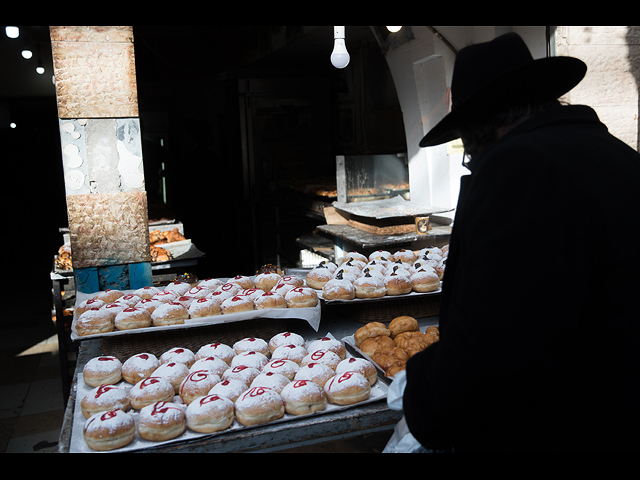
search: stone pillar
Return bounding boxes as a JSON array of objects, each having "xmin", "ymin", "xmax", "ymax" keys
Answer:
[{"xmin": 50, "ymin": 26, "xmax": 152, "ymax": 294}]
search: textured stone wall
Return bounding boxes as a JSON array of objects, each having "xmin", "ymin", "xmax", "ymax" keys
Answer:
[
  {"xmin": 51, "ymin": 26, "xmax": 151, "ymax": 289},
  {"xmin": 556, "ymin": 26, "xmax": 640, "ymax": 150}
]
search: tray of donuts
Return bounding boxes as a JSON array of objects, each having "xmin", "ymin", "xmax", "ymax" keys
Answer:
[
  {"xmin": 305, "ymin": 247, "xmax": 448, "ymax": 304},
  {"xmin": 70, "ymin": 272, "xmax": 322, "ymax": 341},
  {"xmin": 343, "ymin": 316, "xmax": 440, "ymax": 380},
  {"xmin": 70, "ymin": 332, "xmax": 388, "ymax": 453}
]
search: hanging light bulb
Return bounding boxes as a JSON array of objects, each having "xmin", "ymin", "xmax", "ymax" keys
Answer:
[
  {"xmin": 5, "ymin": 26, "xmax": 19, "ymax": 39},
  {"xmin": 386, "ymin": 26, "xmax": 402, "ymax": 33},
  {"xmin": 330, "ymin": 26, "xmax": 350, "ymax": 69}
]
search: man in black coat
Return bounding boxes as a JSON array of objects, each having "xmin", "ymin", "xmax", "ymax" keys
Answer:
[{"xmin": 403, "ymin": 32, "xmax": 640, "ymax": 452}]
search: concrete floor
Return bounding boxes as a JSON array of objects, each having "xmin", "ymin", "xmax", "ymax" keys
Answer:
[{"xmin": 0, "ymin": 312, "xmax": 394, "ymax": 453}]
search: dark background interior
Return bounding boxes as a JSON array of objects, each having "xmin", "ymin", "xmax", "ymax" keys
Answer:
[{"xmin": 0, "ymin": 26, "xmax": 407, "ymax": 320}]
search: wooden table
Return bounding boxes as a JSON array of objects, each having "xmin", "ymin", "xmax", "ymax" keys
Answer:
[{"xmin": 58, "ymin": 303, "xmax": 439, "ymax": 453}]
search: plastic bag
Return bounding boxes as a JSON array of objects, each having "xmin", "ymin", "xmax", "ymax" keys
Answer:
[{"xmin": 382, "ymin": 370, "xmax": 426, "ymax": 453}]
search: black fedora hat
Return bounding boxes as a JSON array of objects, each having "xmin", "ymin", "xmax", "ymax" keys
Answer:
[{"xmin": 419, "ymin": 32, "xmax": 587, "ymax": 148}]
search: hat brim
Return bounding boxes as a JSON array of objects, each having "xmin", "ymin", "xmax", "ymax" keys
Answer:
[{"xmin": 419, "ymin": 56, "xmax": 587, "ymax": 148}]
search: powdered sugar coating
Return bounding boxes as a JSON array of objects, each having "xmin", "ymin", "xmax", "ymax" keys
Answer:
[
  {"xmin": 233, "ymin": 337, "xmax": 268, "ymax": 356},
  {"xmin": 196, "ymin": 343, "xmax": 235, "ymax": 364},
  {"xmin": 280, "ymin": 379, "xmax": 326, "ymax": 405},
  {"xmin": 190, "ymin": 356, "xmax": 228, "ymax": 376},
  {"xmin": 84, "ymin": 356, "xmax": 122, "ymax": 375},
  {"xmin": 208, "ymin": 379, "xmax": 247, "ymax": 402},
  {"xmin": 231, "ymin": 350, "xmax": 269, "ymax": 370},
  {"xmin": 271, "ymin": 344, "xmax": 308, "ymax": 364},
  {"xmin": 250, "ymin": 372, "xmax": 290, "ymax": 394},
  {"xmin": 84, "ymin": 409, "xmax": 134, "ymax": 436},
  {"xmin": 122, "ymin": 353, "xmax": 159, "ymax": 383},
  {"xmin": 159, "ymin": 347, "xmax": 195, "ymax": 367}
]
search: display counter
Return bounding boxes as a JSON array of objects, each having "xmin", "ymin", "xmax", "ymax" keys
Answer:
[{"xmin": 58, "ymin": 300, "xmax": 439, "ymax": 453}]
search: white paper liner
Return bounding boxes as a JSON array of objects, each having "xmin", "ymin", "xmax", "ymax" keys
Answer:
[
  {"xmin": 69, "ymin": 334, "xmax": 387, "ymax": 453},
  {"xmin": 71, "ymin": 285, "xmax": 321, "ymax": 341}
]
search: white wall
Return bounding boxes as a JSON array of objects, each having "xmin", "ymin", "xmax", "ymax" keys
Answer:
[{"xmin": 383, "ymin": 26, "xmax": 549, "ymax": 221}]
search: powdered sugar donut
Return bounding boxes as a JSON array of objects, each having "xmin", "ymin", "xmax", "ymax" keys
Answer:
[
  {"xmin": 238, "ymin": 288, "xmax": 265, "ymax": 301},
  {"xmin": 262, "ymin": 358, "xmax": 299, "ymax": 381},
  {"xmin": 231, "ymin": 350, "xmax": 269, "ymax": 370},
  {"xmin": 175, "ymin": 295, "xmax": 197, "ymax": 309},
  {"xmin": 222, "ymin": 365, "xmax": 260, "ymax": 386},
  {"xmin": 354, "ymin": 272, "xmax": 386, "ymax": 299},
  {"xmin": 335, "ymin": 357, "xmax": 378, "ymax": 386},
  {"xmin": 254, "ymin": 272, "xmax": 281, "ymax": 292},
  {"xmin": 186, "ymin": 286, "xmax": 210, "ymax": 299},
  {"xmin": 281, "ymin": 379, "xmax": 327, "ymax": 416},
  {"xmin": 342, "ymin": 252, "xmax": 367, "ymax": 264},
  {"xmin": 294, "ymin": 362, "xmax": 334, "ymax": 387},
  {"xmin": 308, "ymin": 337, "xmax": 346, "ymax": 360},
  {"xmin": 134, "ymin": 286, "xmax": 160, "ymax": 300},
  {"xmin": 235, "ymin": 387, "xmax": 285, "ymax": 426},
  {"xmin": 324, "ymin": 371, "xmax": 371, "ymax": 405},
  {"xmin": 276, "ymin": 275, "xmax": 304, "ymax": 288},
  {"xmin": 384, "ymin": 272, "xmax": 412, "ymax": 296},
  {"xmin": 254, "ymin": 291, "xmax": 286, "ymax": 310},
  {"xmin": 179, "ymin": 370, "xmax": 221, "ymax": 405},
  {"xmin": 208, "ymin": 379, "xmax": 247, "ymax": 403},
  {"xmin": 301, "ymin": 349, "xmax": 341, "ymax": 370},
  {"xmin": 114, "ymin": 307, "xmax": 152, "ymax": 331},
  {"xmin": 285, "ymin": 287, "xmax": 318, "ymax": 308},
  {"xmin": 188, "ymin": 298, "xmax": 221, "ymax": 318},
  {"xmin": 151, "ymin": 362, "xmax": 190, "ymax": 393},
  {"xmin": 186, "ymin": 394, "xmax": 235, "ymax": 433},
  {"xmin": 369, "ymin": 250, "xmax": 394, "ymax": 263},
  {"xmin": 122, "ymin": 353, "xmax": 159, "ymax": 384},
  {"xmin": 214, "ymin": 282, "xmax": 242, "ymax": 297},
  {"xmin": 76, "ymin": 298, "xmax": 105, "ymax": 317},
  {"xmin": 268, "ymin": 332, "xmax": 305, "ymax": 354},
  {"xmin": 115, "ymin": 294, "xmax": 142, "ymax": 308},
  {"xmin": 94, "ymin": 289, "xmax": 125, "ymax": 304},
  {"xmin": 229, "ymin": 275, "xmax": 254, "ymax": 290},
  {"xmin": 138, "ymin": 401, "xmax": 186, "ymax": 442},
  {"xmin": 233, "ymin": 337, "xmax": 269, "ymax": 356},
  {"xmin": 81, "ymin": 384, "xmax": 131, "ymax": 418},
  {"xmin": 83, "ymin": 356, "xmax": 122, "ymax": 387},
  {"xmin": 271, "ymin": 282, "xmax": 296, "ymax": 298},
  {"xmin": 410, "ymin": 266, "xmax": 441, "ymax": 293},
  {"xmin": 75, "ymin": 308, "xmax": 114, "ymax": 337},
  {"xmin": 138, "ymin": 299, "xmax": 163, "ymax": 315},
  {"xmin": 271, "ymin": 344, "xmax": 308, "ymax": 365},
  {"xmin": 196, "ymin": 343, "xmax": 235, "ymax": 365},
  {"xmin": 159, "ymin": 347, "xmax": 196, "ymax": 368},
  {"xmin": 322, "ymin": 272, "xmax": 356, "ymax": 301},
  {"xmin": 198, "ymin": 278, "xmax": 224, "ymax": 291},
  {"xmin": 151, "ymin": 302, "xmax": 189, "ymax": 327},
  {"xmin": 128, "ymin": 377, "xmax": 175, "ymax": 410},
  {"xmin": 190, "ymin": 356, "xmax": 228, "ymax": 377},
  {"xmin": 305, "ymin": 265, "xmax": 334, "ymax": 290},
  {"xmin": 83, "ymin": 409, "xmax": 135, "ymax": 451},
  {"xmin": 164, "ymin": 281, "xmax": 191, "ymax": 296},
  {"xmin": 250, "ymin": 372, "xmax": 290, "ymax": 394},
  {"xmin": 152, "ymin": 290, "xmax": 178, "ymax": 304},
  {"xmin": 221, "ymin": 295, "xmax": 254, "ymax": 314},
  {"xmin": 206, "ymin": 289, "xmax": 236, "ymax": 306}
]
